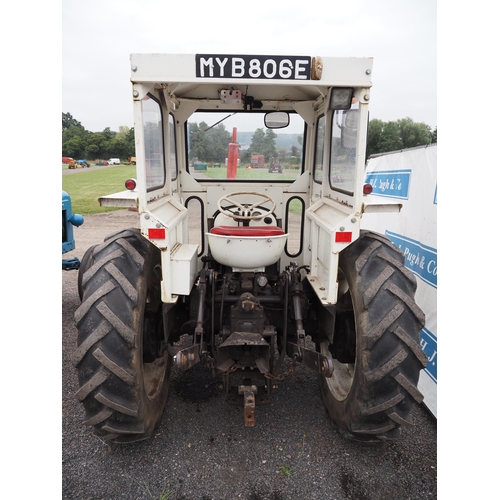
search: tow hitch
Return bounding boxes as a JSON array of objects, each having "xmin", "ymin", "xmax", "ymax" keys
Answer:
[{"xmin": 239, "ymin": 383, "xmax": 258, "ymax": 427}]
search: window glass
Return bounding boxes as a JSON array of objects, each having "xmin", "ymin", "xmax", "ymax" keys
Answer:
[
  {"xmin": 142, "ymin": 94, "xmax": 165, "ymax": 190},
  {"xmin": 285, "ymin": 197, "xmax": 304, "ymax": 257},
  {"xmin": 329, "ymin": 101, "xmax": 359, "ymax": 195},
  {"xmin": 313, "ymin": 114, "xmax": 326, "ymax": 184},
  {"xmin": 186, "ymin": 111, "xmax": 305, "ymax": 181},
  {"xmin": 186, "ymin": 197, "xmax": 204, "ymax": 255},
  {"xmin": 169, "ymin": 114, "xmax": 177, "ymax": 181}
]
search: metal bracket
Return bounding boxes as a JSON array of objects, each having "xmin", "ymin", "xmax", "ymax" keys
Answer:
[
  {"xmin": 62, "ymin": 258, "xmax": 81, "ymax": 271},
  {"xmin": 173, "ymin": 344, "xmax": 201, "ymax": 371},
  {"xmin": 286, "ymin": 342, "xmax": 334, "ymax": 377}
]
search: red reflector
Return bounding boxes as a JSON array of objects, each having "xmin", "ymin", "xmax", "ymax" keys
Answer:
[
  {"xmin": 148, "ymin": 228, "xmax": 165, "ymax": 239},
  {"xmin": 363, "ymin": 183, "xmax": 373, "ymax": 195},
  {"xmin": 125, "ymin": 179, "xmax": 136, "ymax": 190},
  {"xmin": 335, "ymin": 231, "xmax": 352, "ymax": 243}
]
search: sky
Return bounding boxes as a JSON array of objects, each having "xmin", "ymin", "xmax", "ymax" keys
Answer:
[{"xmin": 62, "ymin": 0, "xmax": 437, "ymax": 133}]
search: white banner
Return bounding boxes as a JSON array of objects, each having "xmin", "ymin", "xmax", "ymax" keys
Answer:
[{"xmin": 361, "ymin": 144, "xmax": 437, "ymax": 417}]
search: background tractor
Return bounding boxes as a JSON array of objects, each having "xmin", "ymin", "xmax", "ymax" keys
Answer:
[
  {"xmin": 268, "ymin": 157, "xmax": 282, "ymax": 173},
  {"xmin": 62, "ymin": 191, "xmax": 84, "ymax": 270},
  {"xmin": 75, "ymin": 53, "xmax": 427, "ymax": 444}
]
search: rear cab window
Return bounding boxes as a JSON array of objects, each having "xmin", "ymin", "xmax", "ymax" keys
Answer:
[{"xmin": 186, "ymin": 111, "xmax": 305, "ymax": 182}]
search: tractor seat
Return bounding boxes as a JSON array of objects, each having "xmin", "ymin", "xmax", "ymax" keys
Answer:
[
  {"xmin": 209, "ymin": 225, "xmax": 285, "ymax": 237},
  {"xmin": 207, "ymin": 225, "xmax": 288, "ymax": 270}
]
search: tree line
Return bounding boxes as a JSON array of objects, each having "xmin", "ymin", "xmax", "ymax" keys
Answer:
[
  {"xmin": 62, "ymin": 112, "xmax": 436, "ymax": 161},
  {"xmin": 188, "ymin": 122, "xmax": 285, "ymax": 165},
  {"xmin": 62, "ymin": 113, "xmax": 135, "ymax": 160},
  {"xmin": 366, "ymin": 117, "xmax": 436, "ymax": 158}
]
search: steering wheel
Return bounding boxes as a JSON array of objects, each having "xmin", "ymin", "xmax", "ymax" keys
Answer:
[{"xmin": 217, "ymin": 191, "xmax": 276, "ymax": 221}]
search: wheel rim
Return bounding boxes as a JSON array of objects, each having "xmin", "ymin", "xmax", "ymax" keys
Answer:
[
  {"xmin": 142, "ymin": 263, "xmax": 168, "ymax": 400},
  {"xmin": 321, "ymin": 343, "xmax": 355, "ymax": 401},
  {"xmin": 321, "ymin": 268, "xmax": 356, "ymax": 401},
  {"xmin": 143, "ymin": 356, "xmax": 168, "ymax": 400}
]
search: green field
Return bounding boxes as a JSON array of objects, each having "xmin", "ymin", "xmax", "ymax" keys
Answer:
[
  {"xmin": 201, "ymin": 166, "xmax": 298, "ymax": 181},
  {"xmin": 62, "ymin": 165, "xmax": 136, "ymax": 214},
  {"xmin": 63, "ymin": 165, "xmax": 303, "ymax": 215}
]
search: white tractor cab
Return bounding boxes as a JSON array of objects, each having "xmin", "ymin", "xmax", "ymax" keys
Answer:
[{"xmin": 76, "ymin": 54, "xmax": 427, "ymax": 444}]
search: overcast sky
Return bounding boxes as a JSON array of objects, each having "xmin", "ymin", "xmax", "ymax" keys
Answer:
[{"xmin": 62, "ymin": 0, "xmax": 437, "ymax": 133}]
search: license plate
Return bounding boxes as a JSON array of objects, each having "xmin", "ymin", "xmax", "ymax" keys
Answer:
[{"xmin": 196, "ymin": 54, "xmax": 312, "ymax": 80}]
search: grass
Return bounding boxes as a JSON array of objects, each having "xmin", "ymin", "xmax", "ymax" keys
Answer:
[
  {"xmin": 279, "ymin": 464, "xmax": 294, "ymax": 477},
  {"xmin": 275, "ymin": 433, "xmax": 307, "ymax": 478},
  {"xmin": 135, "ymin": 480, "xmax": 174, "ymax": 500},
  {"xmin": 62, "ymin": 164, "xmax": 304, "ymax": 215},
  {"xmin": 200, "ymin": 166, "xmax": 303, "ymax": 214},
  {"xmin": 201, "ymin": 166, "xmax": 298, "ymax": 181},
  {"xmin": 62, "ymin": 165, "xmax": 135, "ymax": 214}
]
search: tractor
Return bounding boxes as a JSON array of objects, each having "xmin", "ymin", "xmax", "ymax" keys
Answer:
[
  {"xmin": 62, "ymin": 191, "xmax": 84, "ymax": 270},
  {"xmin": 74, "ymin": 53, "xmax": 427, "ymax": 444},
  {"xmin": 268, "ymin": 157, "xmax": 282, "ymax": 173}
]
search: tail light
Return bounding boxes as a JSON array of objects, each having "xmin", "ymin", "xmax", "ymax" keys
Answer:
[{"xmin": 125, "ymin": 178, "xmax": 137, "ymax": 190}]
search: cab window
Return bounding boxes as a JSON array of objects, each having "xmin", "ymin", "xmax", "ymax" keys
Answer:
[
  {"xmin": 142, "ymin": 94, "xmax": 165, "ymax": 190},
  {"xmin": 169, "ymin": 113, "xmax": 177, "ymax": 181},
  {"xmin": 313, "ymin": 114, "xmax": 326, "ymax": 184},
  {"xmin": 186, "ymin": 111, "xmax": 305, "ymax": 181},
  {"xmin": 329, "ymin": 101, "xmax": 360, "ymax": 195}
]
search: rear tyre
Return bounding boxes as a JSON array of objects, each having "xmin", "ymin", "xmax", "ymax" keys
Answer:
[
  {"xmin": 77, "ymin": 244, "xmax": 96, "ymax": 301},
  {"xmin": 73, "ymin": 229, "xmax": 171, "ymax": 443},
  {"xmin": 318, "ymin": 230, "xmax": 428, "ymax": 442}
]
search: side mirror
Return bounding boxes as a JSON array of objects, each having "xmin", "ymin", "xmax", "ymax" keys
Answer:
[
  {"xmin": 341, "ymin": 109, "xmax": 358, "ymax": 149},
  {"xmin": 264, "ymin": 111, "xmax": 289, "ymax": 129}
]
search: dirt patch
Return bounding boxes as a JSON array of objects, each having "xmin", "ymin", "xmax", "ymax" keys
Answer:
[{"xmin": 65, "ymin": 209, "xmax": 140, "ymax": 259}]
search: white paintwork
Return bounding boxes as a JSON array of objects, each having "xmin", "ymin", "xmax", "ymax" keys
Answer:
[
  {"xmin": 98, "ymin": 52, "xmax": 382, "ymax": 305},
  {"xmin": 206, "ymin": 233, "xmax": 288, "ymax": 271}
]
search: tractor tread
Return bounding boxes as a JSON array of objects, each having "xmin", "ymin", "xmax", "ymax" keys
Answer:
[
  {"xmin": 95, "ymin": 301, "xmax": 136, "ymax": 346},
  {"xmin": 72, "ymin": 321, "xmax": 113, "ymax": 367},
  {"xmin": 386, "ymin": 282, "xmax": 426, "ymax": 327},
  {"xmin": 81, "ymin": 249, "xmax": 123, "ymax": 287},
  {"xmin": 392, "ymin": 325, "xmax": 428, "ymax": 367},
  {"xmin": 95, "ymin": 391, "xmax": 139, "ymax": 417},
  {"xmin": 363, "ymin": 265, "xmax": 394, "ymax": 308},
  {"xmin": 318, "ymin": 230, "xmax": 427, "ymax": 442},
  {"xmin": 364, "ymin": 303, "xmax": 405, "ymax": 349},
  {"xmin": 361, "ymin": 393, "xmax": 405, "ymax": 416},
  {"xmin": 377, "ymin": 251, "xmax": 417, "ymax": 289},
  {"xmin": 75, "ymin": 370, "xmax": 109, "ymax": 401},
  {"xmin": 365, "ymin": 348, "xmax": 408, "ymax": 383},
  {"xmin": 102, "ymin": 422, "xmax": 146, "ymax": 435},
  {"xmin": 74, "ymin": 281, "xmax": 116, "ymax": 324},
  {"xmin": 393, "ymin": 372, "xmax": 425, "ymax": 404},
  {"xmin": 388, "ymin": 410, "xmax": 413, "ymax": 427},
  {"xmin": 92, "ymin": 348, "xmax": 135, "ymax": 385},
  {"xmin": 351, "ymin": 422, "xmax": 396, "ymax": 435},
  {"xmin": 83, "ymin": 408, "xmax": 113, "ymax": 427},
  {"xmin": 74, "ymin": 228, "xmax": 171, "ymax": 444}
]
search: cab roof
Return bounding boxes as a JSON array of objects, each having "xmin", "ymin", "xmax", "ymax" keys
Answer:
[{"xmin": 130, "ymin": 53, "xmax": 373, "ymax": 105}]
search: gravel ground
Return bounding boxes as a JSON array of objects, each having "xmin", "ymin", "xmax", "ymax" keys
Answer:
[{"xmin": 62, "ymin": 210, "xmax": 437, "ymax": 500}]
